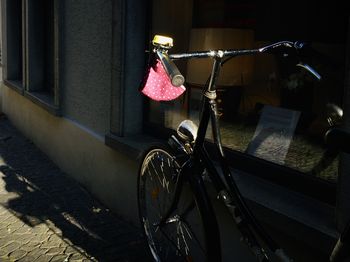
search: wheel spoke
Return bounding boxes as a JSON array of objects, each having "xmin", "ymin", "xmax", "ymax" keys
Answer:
[
  {"xmin": 159, "ymin": 224, "xmax": 187, "ymax": 259},
  {"xmin": 138, "ymin": 147, "xmax": 208, "ymax": 261},
  {"xmin": 179, "ymin": 219, "xmax": 206, "ymax": 255},
  {"xmin": 146, "ymin": 167, "xmax": 163, "ymax": 218}
]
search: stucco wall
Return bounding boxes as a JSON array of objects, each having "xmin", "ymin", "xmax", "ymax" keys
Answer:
[
  {"xmin": 1, "ymin": 87, "xmax": 140, "ymax": 224},
  {"xmin": 61, "ymin": 0, "xmax": 112, "ymax": 136}
]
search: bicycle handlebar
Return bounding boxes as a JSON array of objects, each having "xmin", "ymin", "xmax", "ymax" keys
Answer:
[
  {"xmin": 153, "ymin": 37, "xmax": 321, "ymax": 88},
  {"xmin": 167, "ymin": 40, "xmax": 300, "ymax": 60}
]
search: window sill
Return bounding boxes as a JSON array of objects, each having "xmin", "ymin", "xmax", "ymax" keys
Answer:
[
  {"xmin": 24, "ymin": 91, "xmax": 60, "ymax": 116},
  {"xmin": 3, "ymin": 81, "xmax": 60, "ymax": 116},
  {"xmin": 230, "ymin": 168, "xmax": 337, "ymax": 254},
  {"xmin": 105, "ymin": 133, "xmax": 165, "ymax": 160},
  {"xmin": 4, "ymin": 79, "xmax": 24, "ymax": 95}
]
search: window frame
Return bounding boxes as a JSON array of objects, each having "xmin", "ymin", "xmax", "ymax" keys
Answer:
[
  {"xmin": 2, "ymin": 0, "xmax": 61, "ymax": 116},
  {"xmin": 105, "ymin": 0, "xmax": 149, "ymax": 141}
]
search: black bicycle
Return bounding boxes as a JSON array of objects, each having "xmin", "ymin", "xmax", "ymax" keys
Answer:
[{"xmin": 137, "ymin": 35, "xmax": 350, "ymax": 262}]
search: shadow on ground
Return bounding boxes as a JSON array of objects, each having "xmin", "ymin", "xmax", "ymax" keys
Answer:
[{"xmin": 0, "ymin": 116, "xmax": 151, "ymax": 261}]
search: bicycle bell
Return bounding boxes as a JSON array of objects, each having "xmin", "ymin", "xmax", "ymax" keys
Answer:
[
  {"xmin": 152, "ymin": 35, "xmax": 173, "ymax": 50},
  {"xmin": 177, "ymin": 120, "xmax": 198, "ymax": 143}
]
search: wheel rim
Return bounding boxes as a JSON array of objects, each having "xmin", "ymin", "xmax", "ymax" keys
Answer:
[{"xmin": 139, "ymin": 149, "xmax": 207, "ymax": 261}]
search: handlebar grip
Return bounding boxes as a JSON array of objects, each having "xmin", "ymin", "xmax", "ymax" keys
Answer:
[
  {"xmin": 156, "ymin": 51, "xmax": 185, "ymax": 87},
  {"xmin": 296, "ymin": 63, "xmax": 321, "ymax": 80}
]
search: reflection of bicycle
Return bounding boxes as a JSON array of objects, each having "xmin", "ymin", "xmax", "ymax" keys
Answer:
[{"xmin": 137, "ymin": 35, "xmax": 349, "ymax": 261}]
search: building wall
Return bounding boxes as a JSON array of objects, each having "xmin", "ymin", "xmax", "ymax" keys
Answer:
[
  {"xmin": 0, "ymin": 0, "xmax": 141, "ymax": 224},
  {"xmin": 61, "ymin": 0, "xmax": 112, "ymax": 136},
  {"xmin": 1, "ymin": 86, "xmax": 140, "ymax": 224}
]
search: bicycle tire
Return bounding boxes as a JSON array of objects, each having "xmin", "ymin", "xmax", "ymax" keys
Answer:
[{"xmin": 138, "ymin": 145, "xmax": 219, "ymax": 261}]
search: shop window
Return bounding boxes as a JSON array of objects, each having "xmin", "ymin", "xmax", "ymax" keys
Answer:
[{"xmin": 146, "ymin": 0, "xmax": 348, "ymax": 198}]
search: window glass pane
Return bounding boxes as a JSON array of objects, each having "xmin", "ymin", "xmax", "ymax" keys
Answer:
[
  {"xmin": 27, "ymin": 0, "xmax": 55, "ymax": 94},
  {"xmin": 148, "ymin": 0, "xmax": 347, "ymax": 183},
  {"xmin": 6, "ymin": 0, "xmax": 23, "ymax": 83},
  {"xmin": 215, "ymin": 49, "xmax": 343, "ymax": 182}
]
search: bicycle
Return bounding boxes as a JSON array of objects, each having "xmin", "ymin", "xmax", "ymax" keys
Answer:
[{"xmin": 137, "ymin": 35, "xmax": 350, "ymax": 262}]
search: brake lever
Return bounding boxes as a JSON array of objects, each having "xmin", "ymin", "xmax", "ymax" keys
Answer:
[{"xmin": 296, "ymin": 62, "xmax": 322, "ymax": 80}]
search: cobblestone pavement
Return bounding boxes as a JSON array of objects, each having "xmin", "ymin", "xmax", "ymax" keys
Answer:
[{"xmin": 0, "ymin": 115, "xmax": 152, "ymax": 261}]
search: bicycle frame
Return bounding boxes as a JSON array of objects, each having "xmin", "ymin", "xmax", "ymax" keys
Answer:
[
  {"xmin": 178, "ymin": 53, "xmax": 278, "ymax": 261},
  {"xmin": 154, "ymin": 41, "xmax": 312, "ymax": 261}
]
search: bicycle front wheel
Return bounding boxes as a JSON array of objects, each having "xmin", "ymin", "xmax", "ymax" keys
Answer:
[{"xmin": 138, "ymin": 146, "xmax": 214, "ymax": 261}]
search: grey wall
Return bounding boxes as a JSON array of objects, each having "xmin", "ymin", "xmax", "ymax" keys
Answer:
[{"xmin": 61, "ymin": 0, "xmax": 112, "ymax": 136}]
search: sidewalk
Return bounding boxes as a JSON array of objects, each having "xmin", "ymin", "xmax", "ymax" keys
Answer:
[{"xmin": 0, "ymin": 115, "xmax": 151, "ymax": 261}]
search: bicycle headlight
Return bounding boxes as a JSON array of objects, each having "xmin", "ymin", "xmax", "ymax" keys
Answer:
[{"xmin": 176, "ymin": 120, "xmax": 198, "ymax": 143}]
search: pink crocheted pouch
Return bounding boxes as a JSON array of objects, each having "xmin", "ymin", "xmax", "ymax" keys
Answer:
[{"xmin": 140, "ymin": 60, "xmax": 186, "ymax": 101}]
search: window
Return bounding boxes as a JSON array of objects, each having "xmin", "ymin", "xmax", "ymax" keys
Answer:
[
  {"xmin": 4, "ymin": 0, "xmax": 23, "ymax": 90},
  {"xmin": 3, "ymin": 0, "xmax": 60, "ymax": 115},
  {"xmin": 146, "ymin": 0, "xmax": 348, "ymax": 202}
]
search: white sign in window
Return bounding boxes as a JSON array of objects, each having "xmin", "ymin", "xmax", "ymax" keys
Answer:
[{"xmin": 247, "ymin": 105, "xmax": 300, "ymax": 165}]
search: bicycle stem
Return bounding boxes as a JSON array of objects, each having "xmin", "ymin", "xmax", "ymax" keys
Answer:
[{"xmin": 207, "ymin": 56, "xmax": 222, "ymax": 94}]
